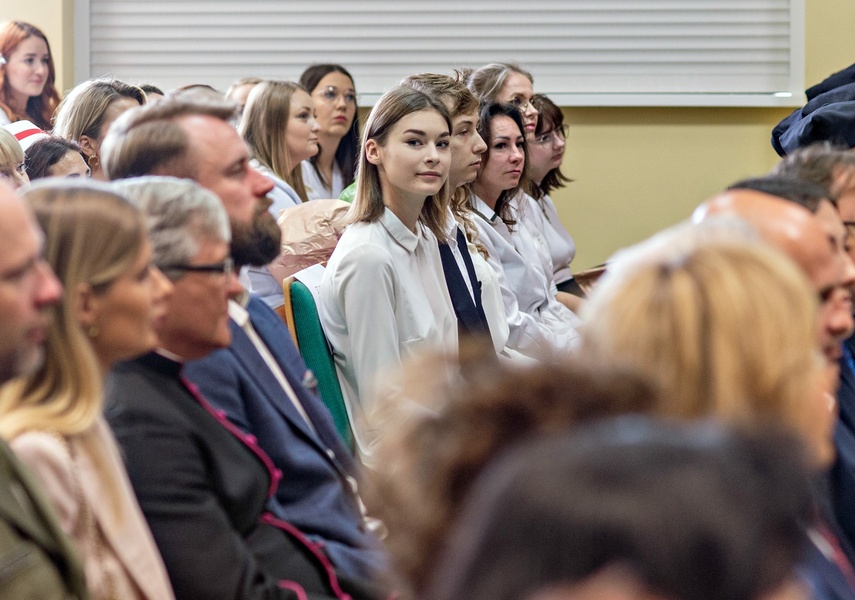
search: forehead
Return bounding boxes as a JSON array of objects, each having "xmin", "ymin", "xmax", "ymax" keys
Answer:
[
  {"xmin": 794, "ymin": 219, "xmax": 839, "ymax": 293},
  {"xmin": 815, "ymin": 199, "xmax": 846, "ymax": 242},
  {"xmin": 11, "ymin": 36, "xmax": 48, "ymax": 56},
  {"xmin": 289, "ymin": 89, "xmax": 313, "ymax": 110},
  {"xmin": 389, "ymin": 109, "xmax": 448, "ymax": 135},
  {"xmin": 178, "ymin": 114, "xmax": 247, "ymax": 164},
  {"xmin": 452, "ymin": 110, "xmax": 477, "ymax": 129},
  {"xmin": 491, "ymin": 114, "xmax": 522, "ymax": 137},
  {"xmin": 499, "ymin": 72, "xmax": 533, "ymax": 98},
  {"xmin": 315, "ymin": 71, "xmax": 354, "ymax": 91}
]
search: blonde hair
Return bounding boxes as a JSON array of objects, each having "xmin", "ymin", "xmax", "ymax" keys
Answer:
[
  {"xmin": 582, "ymin": 229, "xmax": 820, "ymax": 437},
  {"xmin": 0, "ymin": 127, "xmax": 23, "ymax": 178},
  {"xmin": 347, "ymin": 85, "xmax": 451, "ymax": 240},
  {"xmin": 239, "ymin": 79, "xmax": 311, "ymax": 202},
  {"xmin": 0, "ymin": 181, "xmax": 145, "ymax": 440},
  {"xmin": 52, "ymin": 78, "xmax": 145, "ymax": 144}
]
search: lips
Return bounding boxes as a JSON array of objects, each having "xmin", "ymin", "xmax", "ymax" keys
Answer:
[{"xmin": 418, "ymin": 172, "xmax": 441, "ymax": 179}]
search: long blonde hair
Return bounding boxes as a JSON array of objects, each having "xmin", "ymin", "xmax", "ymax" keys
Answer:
[
  {"xmin": 0, "ymin": 182, "xmax": 145, "ymax": 440},
  {"xmin": 581, "ymin": 226, "xmax": 820, "ymax": 438},
  {"xmin": 239, "ymin": 79, "xmax": 311, "ymax": 202}
]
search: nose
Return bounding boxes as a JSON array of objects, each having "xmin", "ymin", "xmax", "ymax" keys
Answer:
[
  {"xmin": 527, "ymin": 103, "xmax": 539, "ymax": 121},
  {"xmin": 224, "ymin": 270, "xmax": 243, "ymax": 300},
  {"xmin": 310, "ymin": 117, "xmax": 320, "ymax": 133},
  {"xmin": 473, "ymin": 131, "xmax": 487, "ymax": 155},
  {"xmin": 841, "ymin": 252, "xmax": 855, "ymax": 289},
  {"xmin": 426, "ymin": 142, "xmax": 440, "ymax": 163},
  {"xmin": 554, "ymin": 132, "xmax": 566, "ymax": 150},
  {"xmin": 151, "ymin": 266, "xmax": 174, "ymax": 304},
  {"xmin": 249, "ymin": 166, "xmax": 274, "ymax": 199},
  {"xmin": 824, "ymin": 289, "xmax": 855, "ymax": 345},
  {"xmin": 34, "ymin": 260, "xmax": 62, "ymax": 309},
  {"xmin": 509, "ymin": 144, "xmax": 524, "ymax": 164},
  {"xmin": 34, "ymin": 61, "xmax": 47, "ymax": 77}
]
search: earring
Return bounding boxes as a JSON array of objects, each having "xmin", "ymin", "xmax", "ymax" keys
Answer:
[
  {"xmin": 86, "ymin": 325, "xmax": 99, "ymax": 338},
  {"xmin": 87, "ymin": 155, "xmax": 99, "ymax": 170}
]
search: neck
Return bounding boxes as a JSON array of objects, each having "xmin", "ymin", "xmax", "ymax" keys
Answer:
[
  {"xmin": 315, "ymin": 132, "xmax": 342, "ymax": 178},
  {"xmin": 471, "ymin": 180, "xmax": 501, "ymax": 210},
  {"xmin": 380, "ymin": 181, "xmax": 425, "ymax": 232}
]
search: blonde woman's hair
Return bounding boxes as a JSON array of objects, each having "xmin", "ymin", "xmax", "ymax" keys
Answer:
[
  {"xmin": 52, "ymin": 77, "xmax": 145, "ymax": 143},
  {"xmin": 0, "ymin": 181, "xmax": 146, "ymax": 440},
  {"xmin": 0, "ymin": 127, "xmax": 23, "ymax": 178},
  {"xmin": 581, "ymin": 221, "xmax": 820, "ymax": 438},
  {"xmin": 346, "ymin": 84, "xmax": 452, "ymax": 240},
  {"xmin": 239, "ymin": 79, "xmax": 311, "ymax": 202}
]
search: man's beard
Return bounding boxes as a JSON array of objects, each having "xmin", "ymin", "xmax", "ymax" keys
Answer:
[{"xmin": 230, "ymin": 209, "xmax": 282, "ymax": 268}]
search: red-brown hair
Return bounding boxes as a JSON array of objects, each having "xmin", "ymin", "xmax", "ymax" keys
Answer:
[{"xmin": 0, "ymin": 21, "xmax": 60, "ymax": 130}]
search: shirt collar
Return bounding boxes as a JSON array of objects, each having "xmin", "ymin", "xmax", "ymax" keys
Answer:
[
  {"xmin": 470, "ymin": 194, "xmax": 499, "ymax": 224},
  {"xmin": 228, "ymin": 290, "xmax": 251, "ymax": 327},
  {"xmin": 380, "ymin": 206, "xmax": 420, "ymax": 253}
]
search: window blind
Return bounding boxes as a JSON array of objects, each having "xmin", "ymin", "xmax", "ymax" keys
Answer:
[{"xmin": 75, "ymin": 0, "xmax": 804, "ymax": 106}]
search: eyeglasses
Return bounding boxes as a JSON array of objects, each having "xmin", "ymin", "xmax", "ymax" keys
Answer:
[
  {"xmin": 531, "ymin": 125, "xmax": 569, "ymax": 146},
  {"xmin": 315, "ymin": 86, "xmax": 357, "ymax": 105},
  {"xmin": 160, "ymin": 257, "xmax": 234, "ymax": 277},
  {"xmin": 507, "ymin": 96, "xmax": 534, "ymax": 113}
]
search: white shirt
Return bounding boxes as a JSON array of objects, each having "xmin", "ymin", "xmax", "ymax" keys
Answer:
[
  {"xmin": 319, "ymin": 207, "xmax": 458, "ymax": 458},
  {"xmin": 254, "ymin": 160, "xmax": 303, "ymax": 218},
  {"xmin": 470, "ymin": 194, "xmax": 579, "ymax": 356},
  {"xmin": 302, "ymin": 160, "xmax": 345, "ymax": 200},
  {"xmin": 534, "ymin": 193, "xmax": 576, "ymax": 286}
]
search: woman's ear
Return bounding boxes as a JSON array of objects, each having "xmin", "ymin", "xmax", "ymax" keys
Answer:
[
  {"xmin": 365, "ymin": 139, "xmax": 382, "ymax": 166},
  {"xmin": 77, "ymin": 135, "xmax": 98, "ymax": 159},
  {"xmin": 74, "ymin": 281, "xmax": 98, "ymax": 330}
]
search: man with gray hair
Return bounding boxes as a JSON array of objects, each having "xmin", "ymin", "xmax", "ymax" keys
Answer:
[
  {"xmin": 0, "ymin": 182, "xmax": 89, "ymax": 599},
  {"xmin": 106, "ymin": 177, "xmax": 377, "ymax": 600},
  {"xmin": 101, "ymin": 95, "xmax": 390, "ymax": 588}
]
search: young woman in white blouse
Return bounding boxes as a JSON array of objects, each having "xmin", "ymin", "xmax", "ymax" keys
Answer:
[
  {"xmin": 468, "ymin": 103, "xmax": 580, "ymax": 355},
  {"xmin": 320, "ymin": 85, "xmax": 458, "ymax": 459},
  {"xmin": 239, "ymin": 79, "xmax": 321, "ymax": 214},
  {"xmin": 529, "ymin": 93, "xmax": 582, "ymax": 296},
  {"xmin": 299, "ymin": 64, "xmax": 359, "ymax": 199}
]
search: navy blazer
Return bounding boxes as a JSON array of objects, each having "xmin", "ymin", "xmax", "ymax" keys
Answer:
[
  {"xmin": 184, "ymin": 295, "xmax": 387, "ymax": 583},
  {"xmin": 833, "ymin": 336, "xmax": 855, "ymax": 554}
]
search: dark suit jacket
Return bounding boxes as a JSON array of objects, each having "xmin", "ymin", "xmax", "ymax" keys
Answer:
[
  {"xmin": 833, "ymin": 335, "xmax": 855, "ymax": 553},
  {"xmin": 0, "ymin": 439, "xmax": 89, "ymax": 599},
  {"xmin": 106, "ymin": 352, "xmax": 376, "ymax": 600},
  {"xmin": 183, "ymin": 295, "xmax": 387, "ymax": 582}
]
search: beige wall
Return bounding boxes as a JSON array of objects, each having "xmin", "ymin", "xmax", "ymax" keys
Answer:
[
  {"xmin": 557, "ymin": 0, "xmax": 855, "ymax": 269},
  {"xmin": 3, "ymin": 1, "xmax": 855, "ymax": 268}
]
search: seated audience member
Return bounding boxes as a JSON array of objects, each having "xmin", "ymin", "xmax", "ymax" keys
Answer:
[
  {"xmin": 425, "ymin": 418, "xmax": 814, "ymax": 600},
  {"xmin": 529, "ymin": 93, "xmax": 582, "ymax": 297},
  {"xmin": 240, "ymin": 80, "xmax": 320, "ymax": 211},
  {"xmin": 239, "ymin": 79, "xmax": 322, "ymax": 307},
  {"xmin": 401, "ymin": 72, "xmax": 514, "ymax": 355},
  {"xmin": 319, "ymin": 85, "xmax": 458, "ymax": 459},
  {"xmin": 695, "ymin": 182, "xmax": 853, "ymax": 368},
  {"xmin": 106, "ymin": 177, "xmax": 380, "ymax": 600},
  {"xmin": 0, "ymin": 181, "xmax": 175, "ymax": 600},
  {"xmin": 772, "ymin": 147, "xmax": 855, "ymax": 554},
  {"xmin": 0, "ymin": 182, "xmax": 88, "ymax": 599},
  {"xmin": 52, "ymin": 78, "xmax": 145, "ymax": 181},
  {"xmin": 468, "ymin": 63, "xmax": 580, "ymax": 313},
  {"xmin": 25, "ymin": 136, "xmax": 89, "ymax": 180},
  {"xmin": 100, "ymin": 98, "xmax": 389, "ymax": 590},
  {"xmin": 0, "ymin": 21, "xmax": 60, "ymax": 129},
  {"xmin": 369, "ymin": 350, "xmax": 657, "ymax": 595},
  {"xmin": 468, "ymin": 102, "xmax": 580, "ymax": 354},
  {"xmin": 581, "ymin": 222, "xmax": 852, "ymax": 600},
  {"xmin": 299, "ymin": 64, "xmax": 360, "ymax": 198},
  {"xmin": 0, "ymin": 126, "xmax": 28, "ymax": 188},
  {"xmin": 225, "ymin": 76, "xmax": 261, "ymax": 113}
]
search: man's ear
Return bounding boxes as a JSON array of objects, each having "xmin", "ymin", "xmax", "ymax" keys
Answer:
[{"xmin": 365, "ymin": 139, "xmax": 382, "ymax": 166}]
